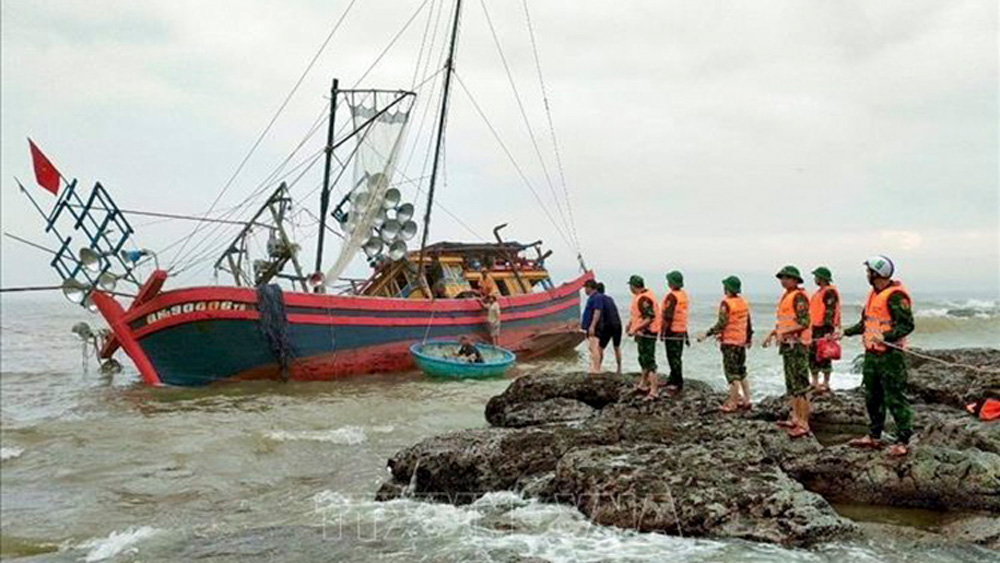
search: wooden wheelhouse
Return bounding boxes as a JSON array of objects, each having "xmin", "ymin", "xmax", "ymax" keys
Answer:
[{"xmin": 358, "ymin": 238, "xmax": 556, "ymax": 299}]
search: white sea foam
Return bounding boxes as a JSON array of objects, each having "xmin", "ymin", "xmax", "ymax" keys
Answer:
[
  {"xmin": 1, "ymin": 446, "xmax": 24, "ymax": 461},
  {"xmin": 310, "ymin": 490, "xmax": 726, "ymax": 562},
  {"xmin": 265, "ymin": 426, "xmax": 366, "ymax": 445},
  {"xmin": 80, "ymin": 526, "xmax": 158, "ymax": 562}
]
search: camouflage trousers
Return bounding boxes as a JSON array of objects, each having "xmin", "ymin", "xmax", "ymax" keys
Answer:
[
  {"xmin": 780, "ymin": 343, "xmax": 811, "ymax": 397},
  {"xmin": 862, "ymin": 349, "xmax": 914, "ymax": 444}
]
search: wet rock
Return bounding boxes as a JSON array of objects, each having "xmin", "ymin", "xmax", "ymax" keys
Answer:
[
  {"xmin": 905, "ymin": 348, "xmax": 1000, "ymax": 408},
  {"xmin": 781, "ymin": 445, "xmax": 1000, "ymax": 512},
  {"xmin": 550, "ymin": 442, "xmax": 856, "ymax": 546},
  {"xmin": 940, "ymin": 514, "xmax": 1000, "ymax": 550},
  {"xmin": 919, "ymin": 412, "xmax": 1000, "ymax": 454},
  {"xmin": 497, "ymin": 398, "xmax": 596, "ymax": 428},
  {"xmin": 485, "ymin": 372, "xmax": 630, "ymax": 427},
  {"xmin": 376, "ymin": 425, "xmax": 617, "ymax": 504}
]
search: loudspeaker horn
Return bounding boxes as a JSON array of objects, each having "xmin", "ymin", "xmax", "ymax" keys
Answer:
[
  {"xmin": 395, "ymin": 203, "xmax": 414, "ymax": 224},
  {"xmin": 387, "ymin": 241, "xmax": 407, "ymax": 261},
  {"xmin": 379, "ymin": 220, "xmax": 401, "ymax": 243},
  {"xmin": 96, "ymin": 272, "xmax": 118, "ymax": 292},
  {"xmin": 383, "ymin": 188, "xmax": 401, "ymax": 210},
  {"xmin": 79, "ymin": 247, "xmax": 104, "ymax": 273}
]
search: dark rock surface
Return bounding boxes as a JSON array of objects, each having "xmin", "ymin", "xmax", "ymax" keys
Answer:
[{"xmin": 378, "ymin": 348, "xmax": 1000, "ymax": 547}]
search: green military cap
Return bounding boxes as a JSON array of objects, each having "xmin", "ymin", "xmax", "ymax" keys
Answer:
[
  {"xmin": 722, "ymin": 275, "xmax": 742, "ymax": 294},
  {"xmin": 666, "ymin": 270, "xmax": 684, "ymax": 287},
  {"xmin": 627, "ymin": 274, "xmax": 645, "ymax": 288},
  {"xmin": 775, "ymin": 265, "xmax": 803, "ymax": 283},
  {"xmin": 811, "ymin": 266, "xmax": 833, "ymax": 282}
]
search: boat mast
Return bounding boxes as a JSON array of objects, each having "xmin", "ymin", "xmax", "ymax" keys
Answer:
[
  {"xmin": 314, "ymin": 78, "xmax": 340, "ymax": 286},
  {"xmin": 416, "ymin": 0, "xmax": 462, "ymax": 292}
]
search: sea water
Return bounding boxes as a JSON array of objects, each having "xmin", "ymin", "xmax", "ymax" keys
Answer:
[{"xmin": 1, "ymin": 294, "xmax": 997, "ymax": 561}]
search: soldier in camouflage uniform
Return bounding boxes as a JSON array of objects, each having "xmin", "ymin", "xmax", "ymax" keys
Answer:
[
  {"xmin": 763, "ymin": 266, "xmax": 813, "ymax": 438},
  {"xmin": 844, "ymin": 255, "xmax": 915, "ymax": 457},
  {"xmin": 627, "ymin": 275, "xmax": 661, "ymax": 400},
  {"xmin": 698, "ymin": 276, "xmax": 753, "ymax": 411}
]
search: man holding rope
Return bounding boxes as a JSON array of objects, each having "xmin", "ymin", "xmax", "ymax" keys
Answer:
[{"xmin": 843, "ymin": 255, "xmax": 915, "ymax": 457}]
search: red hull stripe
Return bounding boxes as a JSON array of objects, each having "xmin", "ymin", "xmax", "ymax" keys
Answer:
[
  {"xmin": 122, "ymin": 271, "xmax": 594, "ymax": 323},
  {"xmin": 133, "ymin": 296, "xmax": 580, "ymax": 341}
]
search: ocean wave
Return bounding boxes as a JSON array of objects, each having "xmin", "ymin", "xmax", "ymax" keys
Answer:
[
  {"xmin": 915, "ymin": 299, "xmax": 999, "ymax": 320},
  {"xmin": 915, "ymin": 315, "xmax": 1000, "ymax": 335},
  {"xmin": 310, "ymin": 489, "xmax": 722, "ymax": 562},
  {"xmin": 79, "ymin": 526, "xmax": 159, "ymax": 562},
  {"xmin": 265, "ymin": 426, "xmax": 367, "ymax": 445},
  {"xmin": 1, "ymin": 446, "xmax": 25, "ymax": 461}
]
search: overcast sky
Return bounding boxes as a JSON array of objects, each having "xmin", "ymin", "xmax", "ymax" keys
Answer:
[{"xmin": 2, "ymin": 0, "xmax": 997, "ymax": 302}]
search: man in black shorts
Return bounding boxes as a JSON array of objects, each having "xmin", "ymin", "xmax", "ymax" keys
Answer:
[{"xmin": 595, "ymin": 283, "xmax": 623, "ymax": 375}]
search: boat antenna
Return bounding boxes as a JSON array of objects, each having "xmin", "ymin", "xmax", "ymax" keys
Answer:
[
  {"xmin": 415, "ymin": 0, "xmax": 462, "ymax": 294},
  {"xmin": 313, "ymin": 78, "xmax": 340, "ymax": 286}
]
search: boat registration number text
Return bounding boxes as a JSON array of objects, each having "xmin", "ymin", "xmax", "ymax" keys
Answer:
[{"xmin": 145, "ymin": 301, "xmax": 252, "ymax": 325}]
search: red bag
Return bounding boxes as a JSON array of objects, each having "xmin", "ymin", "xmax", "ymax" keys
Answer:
[{"xmin": 816, "ymin": 338, "xmax": 842, "ymax": 361}]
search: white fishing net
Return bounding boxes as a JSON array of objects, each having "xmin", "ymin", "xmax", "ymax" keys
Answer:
[{"xmin": 325, "ymin": 93, "xmax": 413, "ymax": 284}]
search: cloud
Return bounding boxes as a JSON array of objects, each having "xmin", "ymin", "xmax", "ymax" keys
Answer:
[{"xmin": 1, "ymin": 0, "xmax": 996, "ymax": 296}]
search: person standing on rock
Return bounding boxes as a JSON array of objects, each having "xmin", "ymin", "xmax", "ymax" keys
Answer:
[
  {"xmin": 809, "ymin": 266, "xmax": 841, "ymax": 394},
  {"xmin": 627, "ymin": 275, "xmax": 661, "ymax": 400},
  {"xmin": 697, "ymin": 276, "xmax": 753, "ymax": 412},
  {"xmin": 596, "ymin": 283, "xmax": 623, "ymax": 375},
  {"xmin": 763, "ymin": 266, "xmax": 813, "ymax": 439},
  {"xmin": 843, "ymin": 255, "xmax": 915, "ymax": 457},
  {"xmin": 582, "ymin": 279, "xmax": 604, "ymax": 373},
  {"xmin": 659, "ymin": 270, "xmax": 690, "ymax": 395}
]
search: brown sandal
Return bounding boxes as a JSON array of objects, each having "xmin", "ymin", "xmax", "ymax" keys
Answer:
[
  {"xmin": 848, "ymin": 435, "xmax": 883, "ymax": 449},
  {"xmin": 787, "ymin": 426, "xmax": 812, "ymax": 439},
  {"xmin": 887, "ymin": 444, "xmax": 909, "ymax": 457}
]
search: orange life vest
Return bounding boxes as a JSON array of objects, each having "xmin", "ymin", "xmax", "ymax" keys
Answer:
[
  {"xmin": 629, "ymin": 288, "xmax": 662, "ymax": 334},
  {"xmin": 663, "ymin": 289, "xmax": 689, "ymax": 333},
  {"xmin": 720, "ymin": 295, "xmax": 749, "ymax": 345},
  {"xmin": 863, "ymin": 281, "xmax": 911, "ymax": 352},
  {"xmin": 776, "ymin": 288, "xmax": 812, "ymax": 346},
  {"xmin": 980, "ymin": 399, "xmax": 1000, "ymax": 422},
  {"xmin": 809, "ymin": 284, "xmax": 841, "ymax": 329}
]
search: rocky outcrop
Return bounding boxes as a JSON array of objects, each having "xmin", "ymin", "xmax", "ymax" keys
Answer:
[
  {"xmin": 378, "ymin": 348, "xmax": 1000, "ymax": 547},
  {"xmin": 905, "ymin": 348, "xmax": 1000, "ymax": 408}
]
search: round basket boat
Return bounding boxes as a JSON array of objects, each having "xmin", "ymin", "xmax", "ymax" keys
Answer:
[{"xmin": 409, "ymin": 341, "xmax": 516, "ymax": 379}]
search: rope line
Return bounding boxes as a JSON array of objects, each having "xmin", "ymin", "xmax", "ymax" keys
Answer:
[
  {"xmin": 453, "ymin": 71, "xmax": 574, "ymax": 252},
  {"xmin": 521, "ymin": 0, "xmax": 581, "ymax": 253},
  {"xmin": 169, "ymin": 0, "xmax": 359, "ymax": 267},
  {"xmin": 479, "ymin": 0, "xmax": 573, "ymax": 243},
  {"xmin": 880, "ymin": 341, "xmax": 1000, "ymax": 375}
]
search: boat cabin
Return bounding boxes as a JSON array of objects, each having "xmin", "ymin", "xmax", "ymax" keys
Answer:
[{"xmin": 357, "ymin": 240, "xmax": 555, "ymax": 299}]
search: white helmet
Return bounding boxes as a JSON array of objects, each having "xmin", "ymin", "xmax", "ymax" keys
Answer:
[{"xmin": 864, "ymin": 255, "xmax": 894, "ymax": 278}]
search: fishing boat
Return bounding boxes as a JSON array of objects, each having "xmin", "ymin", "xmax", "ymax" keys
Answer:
[
  {"xmin": 10, "ymin": 0, "xmax": 591, "ymax": 386},
  {"xmin": 410, "ymin": 341, "xmax": 516, "ymax": 379}
]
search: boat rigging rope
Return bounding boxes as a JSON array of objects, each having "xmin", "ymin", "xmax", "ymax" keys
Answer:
[
  {"xmin": 521, "ymin": 0, "xmax": 582, "ymax": 255},
  {"xmin": 170, "ymin": 0, "xmax": 434, "ymax": 277},
  {"xmin": 169, "ymin": 0, "xmax": 360, "ymax": 268},
  {"xmin": 479, "ymin": 0, "xmax": 574, "ymax": 249},
  {"xmin": 453, "ymin": 71, "xmax": 575, "ymax": 253}
]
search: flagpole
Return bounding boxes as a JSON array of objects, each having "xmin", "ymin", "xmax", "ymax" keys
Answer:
[{"xmin": 15, "ymin": 177, "xmax": 51, "ymax": 222}]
